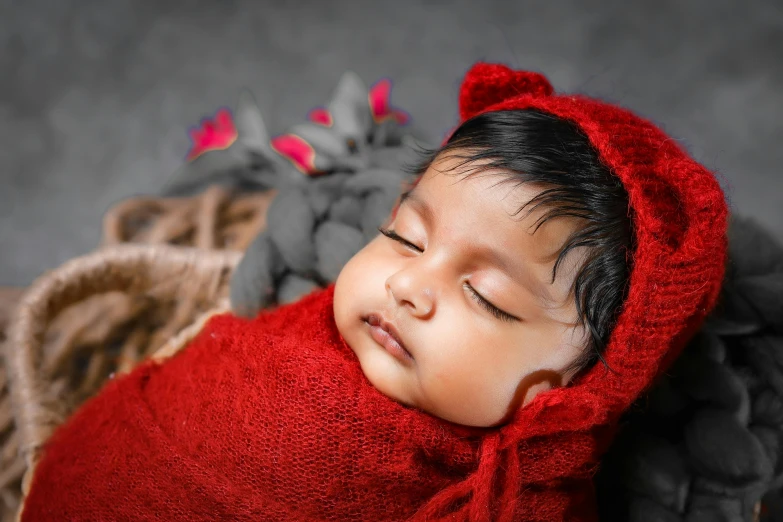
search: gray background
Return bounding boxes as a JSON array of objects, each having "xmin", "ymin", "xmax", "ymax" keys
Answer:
[{"xmin": 1, "ymin": 0, "xmax": 782, "ymax": 286}]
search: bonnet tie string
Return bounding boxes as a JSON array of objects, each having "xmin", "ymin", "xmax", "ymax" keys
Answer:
[
  {"xmin": 497, "ymin": 439, "xmax": 522, "ymax": 522},
  {"xmin": 466, "ymin": 432, "xmax": 501, "ymax": 522},
  {"xmin": 413, "ymin": 432, "xmax": 503, "ymax": 521}
]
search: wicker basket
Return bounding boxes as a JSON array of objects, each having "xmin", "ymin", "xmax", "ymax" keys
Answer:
[
  {"xmin": 103, "ymin": 185, "xmax": 275, "ymax": 250},
  {"xmin": 0, "ymin": 187, "xmax": 275, "ymax": 521}
]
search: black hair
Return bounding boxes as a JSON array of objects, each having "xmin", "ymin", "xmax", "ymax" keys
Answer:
[{"xmin": 405, "ymin": 109, "xmax": 634, "ymax": 375}]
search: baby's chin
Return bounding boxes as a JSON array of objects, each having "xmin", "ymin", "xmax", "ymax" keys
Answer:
[{"xmin": 350, "ymin": 331, "xmax": 414, "ymax": 397}]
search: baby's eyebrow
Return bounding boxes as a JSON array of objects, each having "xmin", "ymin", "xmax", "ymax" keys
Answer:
[
  {"xmin": 399, "ymin": 188, "xmax": 553, "ymax": 305},
  {"xmin": 399, "ymin": 189, "xmax": 433, "ymax": 224}
]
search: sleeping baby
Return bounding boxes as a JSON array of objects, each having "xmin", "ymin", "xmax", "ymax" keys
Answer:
[{"xmin": 19, "ymin": 63, "xmax": 728, "ymax": 522}]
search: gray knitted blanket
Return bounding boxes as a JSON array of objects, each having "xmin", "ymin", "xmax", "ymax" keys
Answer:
[{"xmin": 162, "ymin": 71, "xmax": 783, "ymax": 521}]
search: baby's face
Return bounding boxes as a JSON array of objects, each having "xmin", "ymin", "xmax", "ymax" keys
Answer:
[{"xmin": 333, "ymin": 154, "xmax": 587, "ymax": 427}]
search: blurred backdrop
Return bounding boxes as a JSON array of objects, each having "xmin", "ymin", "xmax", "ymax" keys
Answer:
[{"xmin": 1, "ymin": 0, "xmax": 782, "ymax": 286}]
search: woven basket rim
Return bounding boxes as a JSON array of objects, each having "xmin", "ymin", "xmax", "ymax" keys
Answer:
[{"xmin": 2, "ymin": 243, "xmax": 241, "ymax": 497}]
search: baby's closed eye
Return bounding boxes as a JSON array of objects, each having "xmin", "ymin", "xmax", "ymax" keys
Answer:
[{"xmin": 378, "ymin": 226, "xmax": 519, "ymax": 322}]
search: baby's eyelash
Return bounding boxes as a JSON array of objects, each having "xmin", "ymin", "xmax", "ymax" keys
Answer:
[
  {"xmin": 378, "ymin": 227, "xmax": 422, "ymax": 252},
  {"xmin": 378, "ymin": 227, "xmax": 519, "ymax": 323},
  {"xmin": 465, "ymin": 283, "xmax": 519, "ymax": 323}
]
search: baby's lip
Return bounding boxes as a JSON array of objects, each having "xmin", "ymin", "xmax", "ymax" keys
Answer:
[{"xmin": 364, "ymin": 314, "xmax": 412, "ymax": 358}]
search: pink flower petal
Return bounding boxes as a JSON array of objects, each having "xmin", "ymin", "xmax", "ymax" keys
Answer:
[
  {"xmin": 186, "ymin": 108, "xmax": 238, "ymax": 160},
  {"xmin": 392, "ymin": 109, "xmax": 410, "ymax": 125},
  {"xmin": 369, "ymin": 79, "xmax": 392, "ymax": 121},
  {"xmin": 270, "ymin": 134, "xmax": 319, "ymax": 174},
  {"xmin": 369, "ymin": 79, "xmax": 410, "ymax": 125},
  {"xmin": 308, "ymin": 107, "xmax": 333, "ymax": 127}
]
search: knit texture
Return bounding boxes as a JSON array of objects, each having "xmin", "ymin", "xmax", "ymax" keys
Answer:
[
  {"xmin": 21, "ymin": 62, "xmax": 729, "ymax": 521},
  {"xmin": 22, "ymin": 286, "xmax": 489, "ymax": 521}
]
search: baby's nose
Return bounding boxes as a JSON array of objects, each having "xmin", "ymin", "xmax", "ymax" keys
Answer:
[{"xmin": 386, "ymin": 277, "xmax": 434, "ymax": 318}]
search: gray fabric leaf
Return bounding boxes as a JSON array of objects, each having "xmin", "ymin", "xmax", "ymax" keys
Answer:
[
  {"xmin": 685, "ymin": 408, "xmax": 772, "ymax": 484},
  {"xmin": 735, "ymin": 273, "xmax": 783, "ymax": 332},
  {"xmin": 371, "ymin": 120, "xmax": 407, "ymax": 148},
  {"xmin": 343, "ymin": 168, "xmax": 407, "ymax": 196},
  {"xmin": 278, "ymin": 274, "xmax": 320, "ymax": 305},
  {"xmin": 305, "ymin": 173, "xmax": 351, "ymax": 219},
  {"xmin": 689, "ymin": 331, "xmax": 727, "ymax": 364},
  {"xmin": 307, "ymin": 185, "xmax": 336, "ymax": 220},
  {"xmin": 289, "ymin": 122, "xmax": 350, "ymax": 158},
  {"xmin": 229, "ymin": 231, "xmax": 278, "ymax": 317},
  {"xmin": 628, "ymin": 496, "xmax": 683, "ymax": 522},
  {"xmin": 308, "ymin": 172, "xmax": 352, "ymax": 198},
  {"xmin": 684, "ymin": 494, "xmax": 744, "ymax": 522},
  {"xmin": 328, "ymin": 195, "xmax": 364, "ymax": 229},
  {"xmin": 311, "ymin": 152, "xmax": 338, "ymax": 173},
  {"xmin": 330, "ymin": 154, "xmax": 374, "ymax": 172},
  {"xmin": 734, "ymin": 366, "xmax": 765, "ymax": 400},
  {"xmin": 266, "ymin": 187, "xmax": 317, "ymax": 274},
  {"xmin": 235, "ymin": 89, "xmax": 275, "ymax": 157},
  {"xmin": 671, "ymin": 353, "xmax": 750, "ymax": 425},
  {"xmin": 728, "ymin": 215, "xmax": 783, "ymax": 278},
  {"xmin": 622, "ymin": 435, "xmax": 691, "ymax": 513},
  {"xmin": 361, "ymin": 190, "xmax": 396, "ymax": 242},
  {"xmin": 647, "ymin": 376, "xmax": 692, "ymax": 417},
  {"xmin": 160, "ymin": 146, "xmax": 248, "ymax": 197},
  {"xmin": 328, "ymin": 71, "xmax": 373, "ymax": 143},
  {"xmin": 369, "ymin": 145, "xmax": 419, "ymax": 170},
  {"xmin": 314, "ymin": 221, "xmax": 366, "ymax": 282},
  {"xmin": 272, "ymin": 163, "xmax": 311, "ymax": 192},
  {"xmin": 752, "ymin": 389, "xmax": 783, "ymax": 427},
  {"xmin": 743, "ymin": 337, "xmax": 783, "ymax": 396},
  {"xmin": 690, "ymin": 475, "xmax": 751, "ymax": 498},
  {"xmin": 750, "ymin": 425, "xmax": 781, "ymax": 470},
  {"xmin": 704, "ymin": 285, "xmax": 764, "ymax": 337}
]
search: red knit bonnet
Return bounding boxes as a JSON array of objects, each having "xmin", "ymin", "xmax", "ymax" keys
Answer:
[{"xmin": 411, "ymin": 62, "xmax": 729, "ymax": 519}]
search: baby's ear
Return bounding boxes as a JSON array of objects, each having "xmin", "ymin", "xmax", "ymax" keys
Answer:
[
  {"xmin": 514, "ymin": 369, "xmax": 564, "ymax": 411},
  {"xmin": 458, "ymin": 62, "xmax": 554, "ymax": 122}
]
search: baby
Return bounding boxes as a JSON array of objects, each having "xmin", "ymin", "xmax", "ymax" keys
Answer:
[
  {"xmin": 19, "ymin": 63, "xmax": 727, "ymax": 522},
  {"xmin": 335, "ymin": 108, "xmax": 631, "ymax": 428}
]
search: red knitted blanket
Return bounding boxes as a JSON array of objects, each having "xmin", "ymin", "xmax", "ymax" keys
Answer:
[{"xmin": 24, "ymin": 285, "xmax": 540, "ymax": 521}]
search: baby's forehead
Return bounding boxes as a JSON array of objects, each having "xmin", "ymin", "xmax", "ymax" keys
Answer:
[
  {"xmin": 416, "ymin": 160, "xmax": 550, "ymax": 224},
  {"xmin": 423, "ymin": 163, "xmax": 588, "ymax": 278},
  {"xmin": 407, "ymin": 169, "xmax": 584, "ymax": 279}
]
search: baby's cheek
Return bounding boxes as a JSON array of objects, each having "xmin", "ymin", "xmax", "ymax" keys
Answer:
[
  {"xmin": 348, "ymin": 249, "xmax": 381, "ymax": 287},
  {"xmin": 340, "ymin": 245, "xmax": 373, "ymax": 279},
  {"xmin": 336, "ymin": 244, "xmax": 390, "ymax": 313},
  {"xmin": 421, "ymin": 351, "xmax": 482, "ymax": 402}
]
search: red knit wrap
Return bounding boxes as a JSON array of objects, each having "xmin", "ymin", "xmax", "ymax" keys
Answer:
[{"xmin": 21, "ymin": 63, "xmax": 729, "ymax": 521}]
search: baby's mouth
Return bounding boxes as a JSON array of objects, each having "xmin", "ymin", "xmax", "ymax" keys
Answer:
[{"xmin": 363, "ymin": 314, "xmax": 414, "ymax": 361}]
